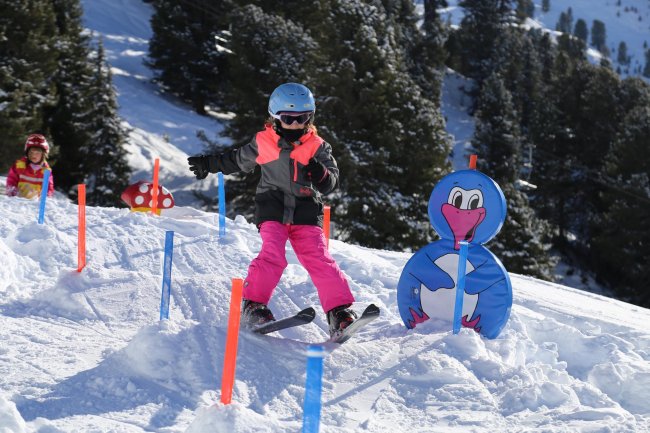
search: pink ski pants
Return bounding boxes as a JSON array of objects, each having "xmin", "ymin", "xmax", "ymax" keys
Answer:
[{"xmin": 243, "ymin": 221, "xmax": 355, "ymax": 313}]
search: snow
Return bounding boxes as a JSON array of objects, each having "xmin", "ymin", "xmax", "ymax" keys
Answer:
[
  {"xmin": 2, "ymin": 1, "xmax": 649, "ymax": 432},
  {"xmin": 440, "ymin": 0, "xmax": 650, "ymax": 77},
  {"xmin": 1, "ymin": 186, "xmax": 650, "ymax": 432},
  {"xmin": 441, "ymin": 69, "xmax": 476, "ymax": 171},
  {"xmin": 532, "ymin": 0, "xmax": 650, "ymax": 75},
  {"xmin": 81, "ymin": 0, "xmax": 225, "ymax": 206}
]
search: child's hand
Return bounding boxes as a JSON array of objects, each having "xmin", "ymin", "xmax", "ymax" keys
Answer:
[
  {"xmin": 302, "ymin": 158, "xmax": 328, "ymax": 184},
  {"xmin": 188, "ymin": 155, "xmax": 210, "ymax": 179}
]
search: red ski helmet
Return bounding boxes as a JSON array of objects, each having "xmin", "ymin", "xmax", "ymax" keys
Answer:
[{"xmin": 24, "ymin": 134, "xmax": 50, "ymax": 155}]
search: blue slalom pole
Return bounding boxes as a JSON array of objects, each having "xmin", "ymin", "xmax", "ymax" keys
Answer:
[
  {"xmin": 218, "ymin": 172, "xmax": 226, "ymax": 237},
  {"xmin": 302, "ymin": 345, "xmax": 324, "ymax": 433},
  {"xmin": 453, "ymin": 241, "xmax": 469, "ymax": 334},
  {"xmin": 159, "ymin": 231, "xmax": 174, "ymax": 320},
  {"xmin": 37, "ymin": 169, "xmax": 51, "ymax": 224}
]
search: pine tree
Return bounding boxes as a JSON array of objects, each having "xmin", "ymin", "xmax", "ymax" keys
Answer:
[
  {"xmin": 573, "ymin": 18, "xmax": 588, "ymax": 42},
  {"xmin": 515, "ymin": 0, "xmax": 535, "ymax": 22},
  {"xmin": 592, "ymin": 102, "xmax": 650, "ymax": 307},
  {"xmin": 148, "ymin": 0, "xmax": 230, "ymax": 115},
  {"xmin": 224, "ymin": 4, "xmax": 317, "ymax": 146},
  {"xmin": 528, "ymin": 51, "xmax": 584, "ymax": 244},
  {"xmin": 405, "ymin": 0, "xmax": 448, "ymax": 103},
  {"xmin": 542, "ymin": 0, "xmax": 550, "ymax": 13},
  {"xmin": 643, "ymin": 49, "xmax": 650, "ymax": 78},
  {"xmin": 591, "ymin": 19, "xmax": 607, "ymax": 51},
  {"xmin": 617, "ymin": 41, "xmax": 629, "ymax": 65},
  {"xmin": 456, "ymin": 0, "xmax": 514, "ymax": 83},
  {"xmin": 472, "ymin": 73, "xmax": 555, "ymax": 279},
  {"xmin": 473, "ymin": 74, "xmax": 522, "ymax": 182},
  {"xmin": 0, "ymin": 0, "xmax": 58, "ymax": 172},
  {"xmin": 312, "ymin": 0, "xmax": 452, "ymax": 249},
  {"xmin": 572, "ymin": 66, "xmax": 623, "ymax": 243},
  {"xmin": 485, "ymin": 28, "xmax": 555, "ymax": 144},
  {"xmin": 566, "ymin": 7, "xmax": 573, "ymax": 33},
  {"xmin": 79, "ymin": 41, "xmax": 131, "ymax": 206},
  {"xmin": 47, "ymin": 0, "xmax": 96, "ymax": 195},
  {"xmin": 554, "ymin": 8, "xmax": 574, "ymax": 33},
  {"xmin": 556, "ymin": 11, "xmax": 572, "ymax": 33},
  {"xmin": 47, "ymin": 0, "xmax": 130, "ymax": 206},
  {"xmin": 490, "ymin": 182, "xmax": 557, "ymax": 280}
]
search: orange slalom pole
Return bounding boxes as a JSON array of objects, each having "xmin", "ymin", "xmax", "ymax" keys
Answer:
[
  {"xmin": 151, "ymin": 158, "xmax": 160, "ymax": 215},
  {"xmin": 77, "ymin": 184, "xmax": 86, "ymax": 272},
  {"xmin": 221, "ymin": 278, "xmax": 244, "ymax": 404},
  {"xmin": 469, "ymin": 154, "xmax": 478, "ymax": 170},
  {"xmin": 323, "ymin": 205, "xmax": 331, "ymax": 249}
]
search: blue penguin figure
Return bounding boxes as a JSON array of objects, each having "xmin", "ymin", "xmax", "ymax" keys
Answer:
[{"xmin": 397, "ymin": 168, "xmax": 512, "ymax": 339}]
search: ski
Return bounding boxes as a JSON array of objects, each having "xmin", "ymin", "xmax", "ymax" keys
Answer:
[
  {"xmin": 251, "ymin": 307, "xmax": 316, "ymax": 335},
  {"xmin": 327, "ymin": 304, "xmax": 380, "ymax": 345}
]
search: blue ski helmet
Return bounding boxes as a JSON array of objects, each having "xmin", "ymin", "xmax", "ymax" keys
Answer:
[{"xmin": 268, "ymin": 83, "xmax": 315, "ymax": 116}]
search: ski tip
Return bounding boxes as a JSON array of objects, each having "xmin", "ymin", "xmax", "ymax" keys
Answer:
[
  {"xmin": 363, "ymin": 304, "xmax": 380, "ymax": 316},
  {"xmin": 298, "ymin": 306, "xmax": 316, "ymax": 319}
]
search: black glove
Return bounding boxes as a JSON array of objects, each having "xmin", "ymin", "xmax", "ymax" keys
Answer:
[
  {"xmin": 188, "ymin": 155, "xmax": 210, "ymax": 180},
  {"xmin": 302, "ymin": 158, "xmax": 328, "ymax": 184}
]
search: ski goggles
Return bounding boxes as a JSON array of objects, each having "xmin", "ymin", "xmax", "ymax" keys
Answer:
[{"xmin": 272, "ymin": 111, "xmax": 313, "ymax": 125}]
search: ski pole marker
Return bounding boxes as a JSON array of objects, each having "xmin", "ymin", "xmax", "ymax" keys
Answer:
[
  {"xmin": 218, "ymin": 172, "xmax": 226, "ymax": 237},
  {"xmin": 159, "ymin": 231, "xmax": 174, "ymax": 320},
  {"xmin": 323, "ymin": 205, "xmax": 331, "ymax": 249},
  {"xmin": 151, "ymin": 158, "xmax": 160, "ymax": 215},
  {"xmin": 469, "ymin": 154, "xmax": 477, "ymax": 170},
  {"xmin": 221, "ymin": 278, "xmax": 243, "ymax": 404},
  {"xmin": 77, "ymin": 184, "xmax": 86, "ymax": 272},
  {"xmin": 302, "ymin": 345, "xmax": 324, "ymax": 433},
  {"xmin": 37, "ymin": 169, "xmax": 51, "ymax": 224},
  {"xmin": 453, "ymin": 241, "xmax": 469, "ymax": 334}
]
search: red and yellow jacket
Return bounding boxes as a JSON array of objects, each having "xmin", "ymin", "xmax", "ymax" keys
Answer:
[{"xmin": 6, "ymin": 157, "xmax": 55, "ymax": 199}]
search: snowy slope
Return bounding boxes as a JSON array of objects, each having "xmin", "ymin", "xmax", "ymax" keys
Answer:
[
  {"xmin": 0, "ymin": 3, "xmax": 641, "ymax": 431},
  {"xmin": 1, "ymin": 193, "xmax": 649, "ymax": 432},
  {"xmin": 439, "ymin": 0, "xmax": 650, "ymax": 77},
  {"xmin": 532, "ymin": 0, "xmax": 650, "ymax": 75},
  {"xmin": 81, "ymin": 0, "xmax": 226, "ymax": 206}
]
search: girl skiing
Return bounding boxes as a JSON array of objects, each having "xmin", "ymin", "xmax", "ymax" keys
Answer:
[
  {"xmin": 6, "ymin": 134, "xmax": 54, "ymax": 199},
  {"xmin": 188, "ymin": 83, "xmax": 357, "ymax": 336}
]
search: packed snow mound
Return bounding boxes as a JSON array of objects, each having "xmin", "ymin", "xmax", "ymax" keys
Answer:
[{"xmin": 0, "ymin": 194, "xmax": 649, "ymax": 432}]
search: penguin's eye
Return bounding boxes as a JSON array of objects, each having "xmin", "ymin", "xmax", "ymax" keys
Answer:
[
  {"xmin": 452, "ymin": 191, "xmax": 463, "ymax": 208},
  {"xmin": 447, "ymin": 187, "xmax": 484, "ymax": 210},
  {"xmin": 468, "ymin": 194, "xmax": 481, "ymax": 210}
]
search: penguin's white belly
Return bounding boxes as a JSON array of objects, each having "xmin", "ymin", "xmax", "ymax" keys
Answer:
[{"xmin": 420, "ymin": 253, "xmax": 478, "ymax": 323}]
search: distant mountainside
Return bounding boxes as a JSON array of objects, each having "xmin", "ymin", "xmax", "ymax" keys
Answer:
[{"xmin": 435, "ymin": 0, "xmax": 650, "ymax": 79}]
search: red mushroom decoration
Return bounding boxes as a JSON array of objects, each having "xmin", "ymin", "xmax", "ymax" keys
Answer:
[{"xmin": 121, "ymin": 180, "xmax": 174, "ymax": 215}]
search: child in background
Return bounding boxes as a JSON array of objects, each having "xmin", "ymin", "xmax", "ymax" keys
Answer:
[
  {"xmin": 6, "ymin": 134, "xmax": 55, "ymax": 199},
  {"xmin": 188, "ymin": 83, "xmax": 357, "ymax": 337}
]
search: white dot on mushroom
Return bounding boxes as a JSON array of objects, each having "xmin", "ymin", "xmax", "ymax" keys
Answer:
[
  {"xmin": 139, "ymin": 184, "xmax": 149, "ymax": 193},
  {"xmin": 135, "ymin": 195, "xmax": 144, "ymax": 205}
]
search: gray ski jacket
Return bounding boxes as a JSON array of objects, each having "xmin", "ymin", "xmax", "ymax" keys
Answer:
[{"xmin": 210, "ymin": 125, "xmax": 339, "ymax": 227}]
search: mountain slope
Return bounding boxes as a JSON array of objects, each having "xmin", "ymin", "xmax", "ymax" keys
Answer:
[
  {"xmin": 0, "ymin": 193, "xmax": 649, "ymax": 432},
  {"xmin": 439, "ymin": 0, "xmax": 650, "ymax": 77},
  {"xmin": 80, "ymin": 0, "xmax": 227, "ymax": 206}
]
